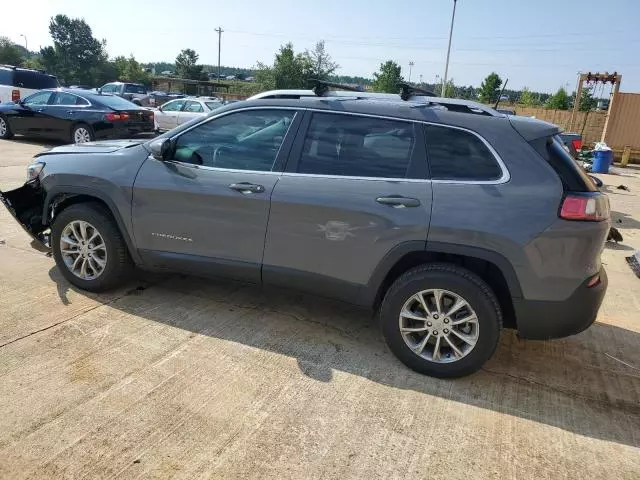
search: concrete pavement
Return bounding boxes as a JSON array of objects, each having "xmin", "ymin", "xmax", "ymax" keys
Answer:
[{"xmin": 0, "ymin": 138, "xmax": 639, "ymax": 479}]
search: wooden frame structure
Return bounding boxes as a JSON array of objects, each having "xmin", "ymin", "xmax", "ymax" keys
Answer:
[{"xmin": 569, "ymin": 71, "xmax": 621, "ymax": 133}]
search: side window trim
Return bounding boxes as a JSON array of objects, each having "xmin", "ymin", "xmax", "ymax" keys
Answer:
[{"xmin": 167, "ymin": 107, "xmax": 303, "ymax": 173}]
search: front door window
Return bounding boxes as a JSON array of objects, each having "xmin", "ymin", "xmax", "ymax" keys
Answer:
[{"xmin": 171, "ymin": 109, "xmax": 296, "ymax": 171}]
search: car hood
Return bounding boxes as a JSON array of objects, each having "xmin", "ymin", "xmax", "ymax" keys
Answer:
[{"xmin": 35, "ymin": 139, "xmax": 145, "ymax": 157}]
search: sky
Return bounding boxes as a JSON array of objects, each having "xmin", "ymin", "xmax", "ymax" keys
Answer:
[{"xmin": 4, "ymin": 0, "xmax": 640, "ymax": 93}]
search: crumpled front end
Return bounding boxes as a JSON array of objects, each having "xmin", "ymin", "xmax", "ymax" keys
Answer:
[{"xmin": 0, "ymin": 180, "xmax": 50, "ymax": 250}]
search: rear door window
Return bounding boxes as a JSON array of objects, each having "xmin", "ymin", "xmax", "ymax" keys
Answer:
[
  {"xmin": 184, "ymin": 101, "xmax": 204, "ymax": 113},
  {"xmin": 425, "ymin": 125, "xmax": 502, "ymax": 181},
  {"xmin": 296, "ymin": 112, "xmax": 415, "ymax": 178},
  {"xmin": 51, "ymin": 92, "xmax": 89, "ymax": 106}
]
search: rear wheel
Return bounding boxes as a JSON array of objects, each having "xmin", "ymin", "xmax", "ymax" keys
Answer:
[
  {"xmin": 0, "ymin": 115, "xmax": 13, "ymax": 139},
  {"xmin": 380, "ymin": 263, "xmax": 501, "ymax": 378},
  {"xmin": 71, "ymin": 124, "xmax": 94, "ymax": 144},
  {"xmin": 51, "ymin": 203, "xmax": 131, "ymax": 291}
]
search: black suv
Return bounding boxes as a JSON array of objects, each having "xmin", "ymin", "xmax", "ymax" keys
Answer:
[{"xmin": 0, "ymin": 65, "xmax": 59, "ymax": 103}]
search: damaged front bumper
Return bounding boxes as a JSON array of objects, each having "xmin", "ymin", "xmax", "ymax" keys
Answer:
[{"xmin": 0, "ymin": 180, "xmax": 50, "ymax": 251}]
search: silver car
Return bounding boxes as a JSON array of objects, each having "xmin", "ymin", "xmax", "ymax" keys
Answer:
[{"xmin": 154, "ymin": 97, "xmax": 222, "ymax": 132}]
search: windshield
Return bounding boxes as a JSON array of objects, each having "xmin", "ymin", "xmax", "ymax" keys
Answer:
[{"xmin": 91, "ymin": 94, "xmax": 140, "ymax": 110}]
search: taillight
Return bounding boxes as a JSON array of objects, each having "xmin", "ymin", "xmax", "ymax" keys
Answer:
[
  {"xmin": 11, "ymin": 89, "xmax": 20, "ymax": 102},
  {"xmin": 560, "ymin": 194, "xmax": 609, "ymax": 221},
  {"xmin": 104, "ymin": 112, "xmax": 130, "ymax": 121},
  {"xmin": 571, "ymin": 139, "xmax": 582, "ymax": 151}
]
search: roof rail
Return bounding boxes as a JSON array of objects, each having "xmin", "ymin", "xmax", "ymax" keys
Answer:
[
  {"xmin": 0, "ymin": 64, "xmax": 17, "ymax": 70},
  {"xmin": 310, "ymin": 79, "xmax": 362, "ymax": 96},
  {"xmin": 398, "ymin": 83, "xmax": 436, "ymax": 100}
]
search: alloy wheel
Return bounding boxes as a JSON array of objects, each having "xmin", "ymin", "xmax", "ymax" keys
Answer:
[
  {"xmin": 399, "ymin": 288, "xmax": 479, "ymax": 363},
  {"xmin": 74, "ymin": 127, "xmax": 91, "ymax": 143},
  {"xmin": 0, "ymin": 118, "xmax": 6, "ymax": 136},
  {"xmin": 59, "ymin": 220, "xmax": 107, "ymax": 280}
]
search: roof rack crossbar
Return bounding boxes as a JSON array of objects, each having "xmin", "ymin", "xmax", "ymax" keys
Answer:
[
  {"xmin": 398, "ymin": 83, "xmax": 436, "ymax": 101},
  {"xmin": 310, "ymin": 79, "xmax": 362, "ymax": 96}
]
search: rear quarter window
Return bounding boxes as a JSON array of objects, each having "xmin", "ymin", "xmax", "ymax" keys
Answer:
[
  {"xmin": 528, "ymin": 135, "xmax": 596, "ymax": 192},
  {"xmin": 425, "ymin": 125, "xmax": 502, "ymax": 181},
  {"xmin": 0, "ymin": 69, "xmax": 14, "ymax": 85},
  {"xmin": 13, "ymin": 70, "xmax": 58, "ymax": 89}
]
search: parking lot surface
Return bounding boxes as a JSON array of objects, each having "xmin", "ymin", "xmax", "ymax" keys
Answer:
[{"xmin": 1, "ymin": 137, "xmax": 639, "ymax": 479}]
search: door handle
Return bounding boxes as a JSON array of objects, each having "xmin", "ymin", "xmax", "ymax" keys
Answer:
[
  {"xmin": 35, "ymin": 108, "xmax": 45, "ymax": 112},
  {"xmin": 376, "ymin": 196, "xmax": 421, "ymax": 208},
  {"xmin": 228, "ymin": 182, "xmax": 265, "ymax": 194},
  {"xmin": 66, "ymin": 110, "xmax": 75, "ymax": 114}
]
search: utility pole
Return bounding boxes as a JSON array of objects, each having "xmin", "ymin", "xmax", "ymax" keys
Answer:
[
  {"xmin": 419, "ymin": 74, "xmax": 423, "ymax": 85},
  {"xmin": 408, "ymin": 61, "xmax": 414, "ymax": 82},
  {"xmin": 19, "ymin": 34, "xmax": 27, "ymax": 51},
  {"xmin": 215, "ymin": 27, "xmax": 223, "ymax": 81},
  {"xmin": 442, "ymin": 0, "xmax": 457, "ymax": 98}
]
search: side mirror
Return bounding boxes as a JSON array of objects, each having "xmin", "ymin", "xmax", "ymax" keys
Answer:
[{"xmin": 149, "ymin": 138, "xmax": 172, "ymax": 161}]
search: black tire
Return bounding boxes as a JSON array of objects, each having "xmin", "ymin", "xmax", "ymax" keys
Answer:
[
  {"xmin": 380, "ymin": 263, "xmax": 501, "ymax": 378},
  {"xmin": 51, "ymin": 202, "xmax": 131, "ymax": 292},
  {"xmin": 0, "ymin": 115, "xmax": 14, "ymax": 139},
  {"xmin": 70, "ymin": 123, "xmax": 94, "ymax": 144}
]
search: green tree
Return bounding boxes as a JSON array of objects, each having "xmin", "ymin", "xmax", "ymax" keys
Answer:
[
  {"xmin": 302, "ymin": 41, "xmax": 338, "ymax": 81},
  {"xmin": 545, "ymin": 87, "xmax": 570, "ymax": 110},
  {"xmin": 519, "ymin": 87, "xmax": 541, "ymax": 106},
  {"xmin": 40, "ymin": 15, "xmax": 109, "ymax": 85},
  {"xmin": 478, "ymin": 72, "xmax": 502, "ymax": 104},
  {"xmin": 372, "ymin": 60, "xmax": 403, "ymax": 93},
  {"xmin": 578, "ymin": 86, "xmax": 598, "ymax": 111},
  {"xmin": 434, "ymin": 79, "xmax": 455, "ymax": 97},
  {"xmin": 175, "ymin": 49, "xmax": 204, "ymax": 80},
  {"xmin": 113, "ymin": 55, "xmax": 150, "ymax": 84},
  {"xmin": 0, "ymin": 37, "xmax": 24, "ymax": 66},
  {"xmin": 256, "ymin": 43, "xmax": 310, "ymax": 90}
]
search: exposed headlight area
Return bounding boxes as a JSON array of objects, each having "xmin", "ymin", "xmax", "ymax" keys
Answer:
[{"xmin": 26, "ymin": 161, "xmax": 45, "ymax": 182}]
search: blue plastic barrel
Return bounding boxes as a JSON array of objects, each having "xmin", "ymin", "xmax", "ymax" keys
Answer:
[{"xmin": 592, "ymin": 150, "xmax": 613, "ymax": 173}]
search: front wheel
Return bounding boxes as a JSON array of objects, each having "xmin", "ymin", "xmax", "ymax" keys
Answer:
[
  {"xmin": 380, "ymin": 263, "xmax": 501, "ymax": 378},
  {"xmin": 71, "ymin": 124, "xmax": 94, "ymax": 144},
  {"xmin": 51, "ymin": 203, "xmax": 131, "ymax": 291}
]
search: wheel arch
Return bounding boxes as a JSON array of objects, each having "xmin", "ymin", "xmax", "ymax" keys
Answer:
[
  {"xmin": 44, "ymin": 186, "xmax": 141, "ymax": 264},
  {"xmin": 365, "ymin": 242, "xmax": 522, "ymax": 328}
]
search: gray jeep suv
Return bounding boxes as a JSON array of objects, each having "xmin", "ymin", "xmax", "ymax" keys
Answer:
[{"xmin": 0, "ymin": 88, "xmax": 610, "ymax": 378}]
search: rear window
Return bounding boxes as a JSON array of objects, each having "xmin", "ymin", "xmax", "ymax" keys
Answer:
[
  {"xmin": 529, "ymin": 135, "xmax": 596, "ymax": 192},
  {"xmin": 13, "ymin": 70, "xmax": 58, "ymax": 89},
  {"xmin": 91, "ymin": 94, "xmax": 139, "ymax": 110},
  {"xmin": 425, "ymin": 125, "xmax": 502, "ymax": 181}
]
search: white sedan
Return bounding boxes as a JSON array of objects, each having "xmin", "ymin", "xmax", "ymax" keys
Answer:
[{"xmin": 153, "ymin": 97, "xmax": 223, "ymax": 132}]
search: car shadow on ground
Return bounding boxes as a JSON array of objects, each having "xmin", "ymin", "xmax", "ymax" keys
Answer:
[{"xmin": 48, "ymin": 267, "xmax": 640, "ymax": 449}]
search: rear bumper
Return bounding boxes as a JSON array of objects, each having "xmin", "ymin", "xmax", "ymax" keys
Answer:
[
  {"xmin": 95, "ymin": 124, "xmax": 155, "ymax": 140},
  {"xmin": 514, "ymin": 267, "xmax": 608, "ymax": 339}
]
